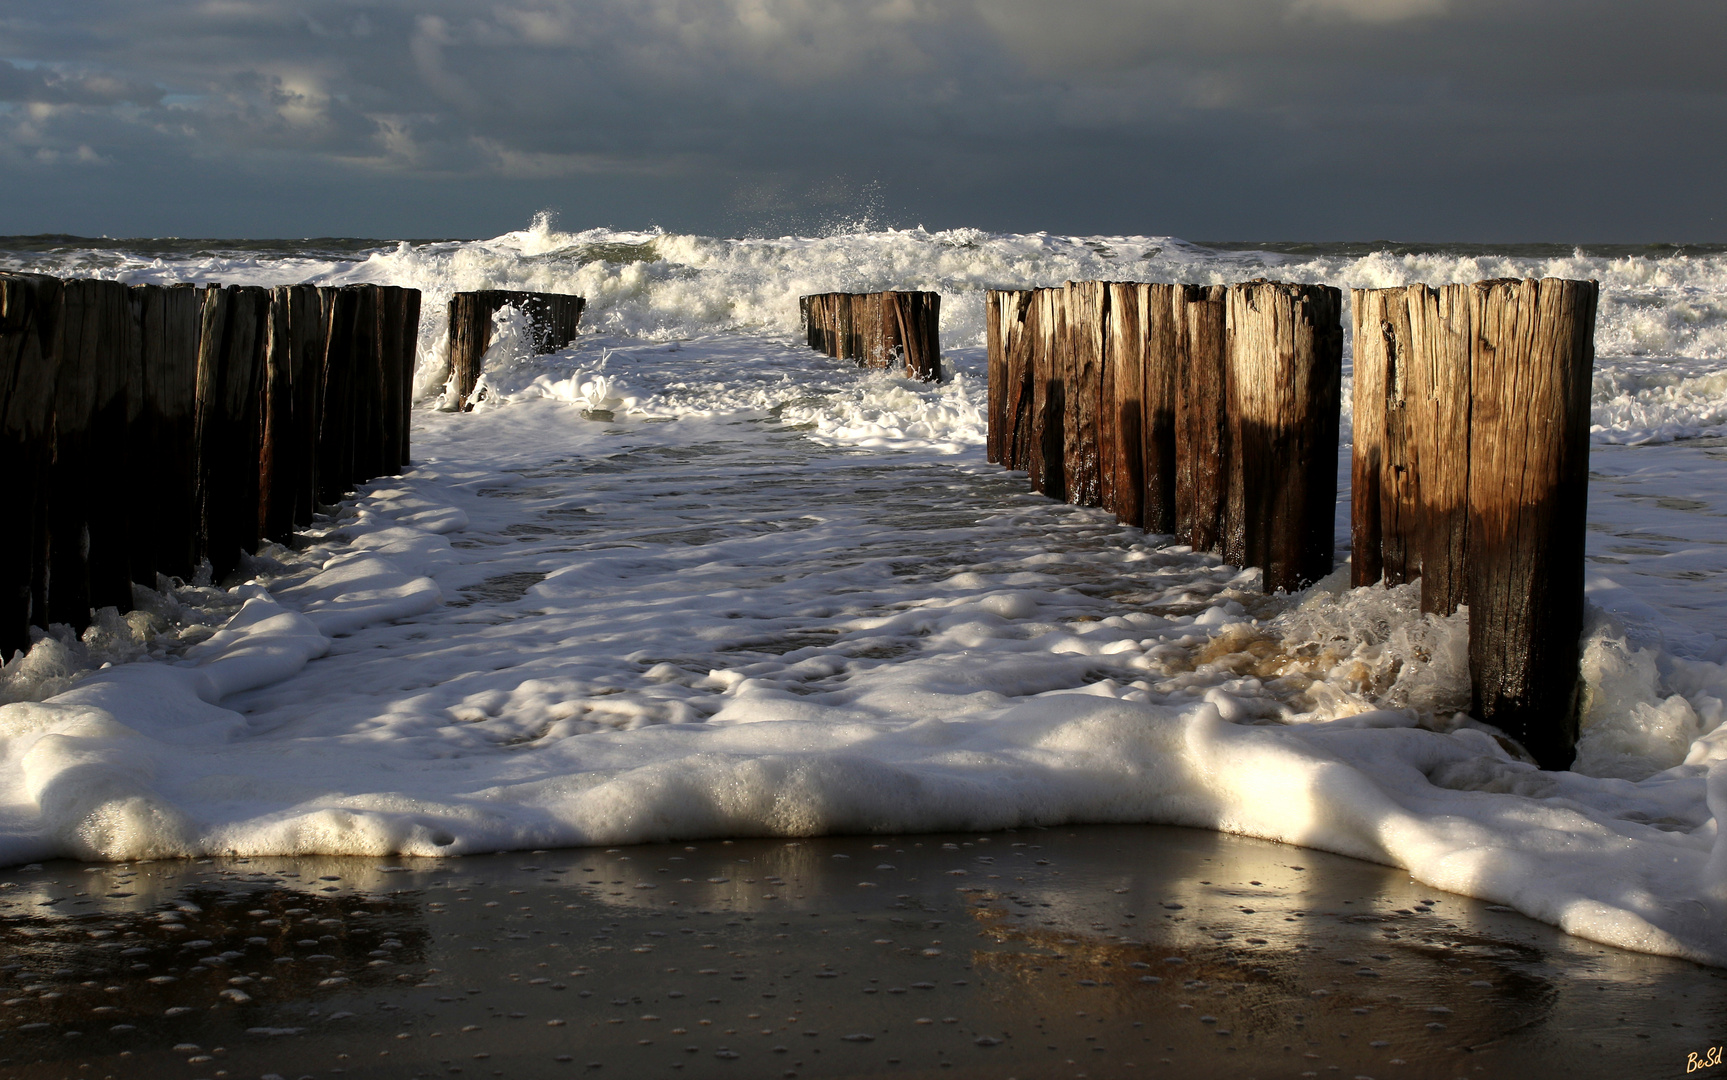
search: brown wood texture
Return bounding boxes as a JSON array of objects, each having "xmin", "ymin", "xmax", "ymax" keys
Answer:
[
  {"xmin": 1408, "ymin": 283, "xmax": 1471, "ymax": 616},
  {"xmin": 802, "ymin": 291, "xmax": 942, "ymax": 382},
  {"xmin": 1350, "ymin": 288, "xmax": 1391, "ymax": 589},
  {"xmin": 393, "ymin": 286, "xmax": 421, "ymax": 472},
  {"xmin": 446, "ymin": 292, "xmax": 488, "ymax": 411},
  {"xmin": 0, "ymin": 273, "xmax": 62, "ymax": 655},
  {"xmin": 133, "ymin": 284, "xmax": 203, "ymax": 581},
  {"xmin": 880, "ymin": 291, "xmax": 941, "ymax": 381},
  {"xmin": 259, "ymin": 286, "xmax": 295, "ymax": 542},
  {"xmin": 1223, "ymin": 281, "xmax": 1342, "ymax": 593},
  {"xmin": 194, "ymin": 285, "xmax": 270, "ymax": 581},
  {"xmin": 1032, "ymin": 287, "xmax": 1067, "ymax": 500},
  {"xmin": 999, "ymin": 290, "xmax": 1037, "ymax": 474},
  {"xmin": 1100, "ymin": 282, "xmax": 1144, "ymax": 527},
  {"xmin": 445, "ymin": 289, "xmax": 583, "ymax": 410},
  {"xmin": 51, "ymin": 279, "xmax": 137, "ymax": 625},
  {"xmin": 1351, "ymin": 284, "xmax": 1472, "ymax": 613},
  {"xmin": 1062, "ymin": 281, "xmax": 1104, "ymax": 507},
  {"xmin": 1466, "ymin": 277, "xmax": 1596, "ymax": 770},
  {"xmin": 985, "ymin": 290, "xmax": 1005, "ymax": 464},
  {"xmin": 292, "ymin": 287, "xmax": 336, "ymax": 525},
  {"xmin": 1174, "ymin": 284, "xmax": 1228, "ymax": 553},
  {"xmin": 1140, "ymin": 282, "xmax": 1180, "ymax": 536}
]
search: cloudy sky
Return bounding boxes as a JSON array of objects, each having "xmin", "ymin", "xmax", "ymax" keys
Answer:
[{"xmin": 0, "ymin": 0, "xmax": 1721, "ymax": 241}]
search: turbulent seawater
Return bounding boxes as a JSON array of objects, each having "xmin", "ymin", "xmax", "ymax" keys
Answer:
[{"xmin": 2, "ymin": 220, "xmax": 1726, "ymax": 968}]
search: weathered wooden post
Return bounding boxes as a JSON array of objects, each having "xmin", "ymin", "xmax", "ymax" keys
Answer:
[
  {"xmin": 1466, "ymin": 277, "xmax": 1596, "ymax": 770},
  {"xmin": 1173, "ymin": 284, "xmax": 1228, "ymax": 554},
  {"xmin": 51, "ymin": 279, "xmax": 138, "ymax": 625},
  {"xmin": 397, "ymin": 288, "xmax": 420, "ymax": 471},
  {"xmin": 1032, "ymin": 286, "xmax": 1067, "ymax": 501},
  {"xmin": 0, "ymin": 272, "xmax": 61, "ymax": 656},
  {"xmin": 194, "ymin": 284, "xmax": 270, "ymax": 581},
  {"xmin": 880, "ymin": 291, "xmax": 942, "ymax": 381},
  {"xmin": 1060, "ymin": 281, "xmax": 1105, "ymax": 508},
  {"xmin": 1137, "ymin": 282, "xmax": 1182, "ymax": 535},
  {"xmin": 291, "ymin": 287, "xmax": 336, "ymax": 524},
  {"xmin": 1350, "ymin": 284, "xmax": 1470, "ymax": 611},
  {"xmin": 445, "ymin": 291, "xmax": 488, "ymax": 413},
  {"xmin": 1223, "ymin": 281, "xmax": 1342, "ymax": 593},
  {"xmin": 259, "ymin": 285, "xmax": 295, "ymax": 542},
  {"xmin": 445, "ymin": 289, "xmax": 586, "ymax": 410},
  {"xmin": 131, "ymin": 283, "xmax": 203, "ymax": 581},
  {"xmin": 801, "ymin": 291, "xmax": 942, "ymax": 382},
  {"xmin": 986, "ymin": 289, "xmax": 1038, "ymax": 474},
  {"xmin": 1099, "ymin": 282, "xmax": 1142, "ymax": 526}
]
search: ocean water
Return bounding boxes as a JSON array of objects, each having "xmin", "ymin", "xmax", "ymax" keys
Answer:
[{"xmin": 2, "ymin": 221, "xmax": 1727, "ymax": 970}]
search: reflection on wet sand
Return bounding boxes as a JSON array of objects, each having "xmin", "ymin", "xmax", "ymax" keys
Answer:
[{"xmin": 1, "ymin": 826, "xmax": 1720, "ymax": 1079}]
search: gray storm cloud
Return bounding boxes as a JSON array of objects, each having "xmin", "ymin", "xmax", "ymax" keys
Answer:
[{"xmin": 0, "ymin": 0, "xmax": 1720, "ymax": 238}]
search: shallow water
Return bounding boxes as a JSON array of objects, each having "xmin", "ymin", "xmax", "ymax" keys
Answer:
[{"xmin": 1, "ymin": 825, "xmax": 1719, "ymax": 1080}]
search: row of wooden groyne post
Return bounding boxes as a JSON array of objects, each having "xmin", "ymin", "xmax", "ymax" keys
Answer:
[
  {"xmin": 976, "ymin": 276, "xmax": 1595, "ymax": 771},
  {"xmin": 0, "ymin": 272, "xmax": 420, "ymax": 660}
]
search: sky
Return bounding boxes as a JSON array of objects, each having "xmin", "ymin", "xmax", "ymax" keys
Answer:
[{"xmin": 0, "ymin": 0, "xmax": 1722, "ymax": 242}]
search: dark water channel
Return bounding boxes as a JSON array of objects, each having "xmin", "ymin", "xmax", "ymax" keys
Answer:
[{"xmin": 1, "ymin": 825, "xmax": 1720, "ymax": 1080}]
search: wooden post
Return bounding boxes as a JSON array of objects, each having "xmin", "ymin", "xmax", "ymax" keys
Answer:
[
  {"xmin": 987, "ymin": 289, "xmax": 1038, "ymax": 475},
  {"xmin": 318, "ymin": 286, "xmax": 360, "ymax": 503},
  {"xmin": 1032, "ymin": 286, "xmax": 1067, "ymax": 501},
  {"xmin": 1223, "ymin": 281, "xmax": 1342, "ymax": 593},
  {"xmin": 194, "ymin": 285, "xmax": 270, "ymax": 581},
  {"xmin": 132, "ymin": 284, "xmax": 203, "ymax": 581},
  {"xmin": 1408, "ymin": 284, "xmax": 1472, "ymax": 616},
  {"xmin": 986, "ymin": 290, "xmax": 1006, "ymax": 465},
  {"xmin": 446, "ymin": 291, "xmax": 488, "ymax": 412},
  {"xmin": 445, "ymin": 290, "xmax": 585, "ymax": 410},
  {"xmin": 1100, "ymin": 282, "xmax": 1142, "ymax": 527},
  {"xmin": 259, "ymin": 286, "xmax": 294, "ymax": 542},
  {"xmin": 1139, "ymin": 282, "xmax": 1181, "ymax": 535},
  {"xmin": 1173, "ymin": 284, "xmax": 1228, "ymax": 553},
  {"xmin": 0, "ymin": 272, "xmax": 62, "ymax": 656},
  {"xmin": 1350, "ymin": 284, "xmax": 1474, "ymax": 615},
  {"xmin": 801, "ymin": 292, "xmax": 942, "ymax": 381},
  {"xmin": 1060, "ymin": 281, "xmax": 1104, "ymax": 508},
  {"xmin": 386, "ymin": 286, "xmax": 421, "ymax": 473},
  {"xmin": 51, "ymin": 279, "xmax": 137, "ymax": 625},
  {"xmin": 1467, "ymin": 277, "xmax": 1596, "ymax": 770},
  {"xmin": 292, "ymin": 287, "xmax": 335, "ymax": 524},
  {"xmin": 1350, "ymin": 288, "xmax": 1392, "ymax": 589},
  {"xmin": 880, "ymin": 291, "xmax": 941, "ymax": 381}
]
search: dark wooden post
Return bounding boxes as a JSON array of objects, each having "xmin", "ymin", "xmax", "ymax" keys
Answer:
[
  {"xmin": 290, "ymin": 287, "xmax": 335, "ymax": 524},
  {"xmin": 0, "ymin": 272, "xmax": 62, "ymax": 655},
  {"xmin": 880, "ymin": 291, "xmax": 941, "ymax": 381},
  {"xmin": 398, "ymin": 288, "xmax": 420, "ymax": 470},
  {"xmin": 1350, "ymin": 287, "xmax": 1392, "ymax": 589},
  {"xmin": 1350, "ymin": 284, "xmax": 1472, "ymax": 614},
  {"xmin": 1100, "ymin": 282, "xmax": 1142, "ymax": 527},
  {"xmin": 132, "ymin": 284, "xmax": 203, "ymax": 581},
  {"xmin": 987, "ymin": 289, "xmax": 1038, "ymax": 474},
  {"xmin": 1408, "ymin": 284, "xmax": 1472, "ymax": 615},
  {"xmin": 1060, "ymin": 281, "xmax": 1104, "ymax": 508},
  {"xmin": 445, "ymin": 290, "xmax": 584, "ymax": 411},
  {"xmin": 1032, "ymin": 286, "xmax": 1066, "ymax": 501},
  {"xmin": 50, "ymin": 279, "xmax": 137, "ymax": 625},
  {"xmin": 446, "ymin": 292, "xmax": 488, "ymax": 412},
  {"xmin": 1223, "ymin": 281, "xmax": 1342, "ymax": 593},
  {"xmin": 259, "ymin": 285, "xmax": 294, "ymax": 542},
  {"xmin": 194, "ymin": 284, "xmax": 270, "ymax": 581},
  {"xmin": 1173, "ymin": 284, "xmax": 1228, "ymax": 553},
  {"xmin": 1467, "ymin": 277, "xmax": 1596, "ymax": 770},
  {"xmin": 1139, "ymin": 282, "xmax": 1181, "ymax": 536},
  {"xmin": 986, "ymin": 290, "xmax": 1006, "ymax": 464}
]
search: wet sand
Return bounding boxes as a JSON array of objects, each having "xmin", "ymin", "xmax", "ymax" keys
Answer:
[{"xmin": 0, "ymin": 824, "xmax": 1720, "ymax": 1080}]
